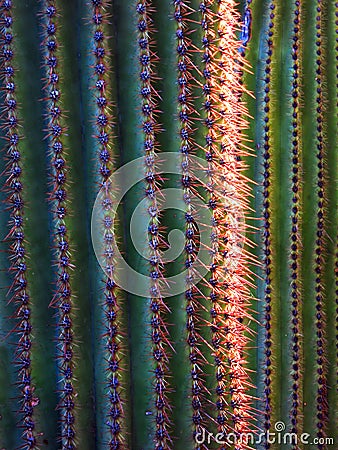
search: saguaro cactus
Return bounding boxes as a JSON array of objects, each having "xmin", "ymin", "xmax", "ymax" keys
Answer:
[{"xmin": 0, "ymin": 1, "xmax": 337, "ymax": 450}]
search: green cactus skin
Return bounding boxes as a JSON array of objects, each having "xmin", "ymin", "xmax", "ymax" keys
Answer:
[{"xmin": 0, "ymin": 1, "xmax": 337, "ymax": 450}]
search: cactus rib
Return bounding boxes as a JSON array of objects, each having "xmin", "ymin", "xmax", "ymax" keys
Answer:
[
  {"xmin": 0, "ymin": 2, "xmax": 39, "ymax": 448},
  {"xmin": 198, "ymin": 1, "xmax": 231, "ymax": 438},
  {"xmin": 136, "ymin": 2, "xmax": 172, "ymax": 447},
  {"xmin": 197, "ymin": 1, "xmax": 255, "ymax": 443},
  {"xmin": 217, "ymin": 2, "xmax": 255, "ymax": 443},
  {"xmin": 89, "ymin": 1, "xmax": 125, "ymax": 448},
  {"xmin": 41, "ymin": 2, "xmax": 76, "ymax": 447}
]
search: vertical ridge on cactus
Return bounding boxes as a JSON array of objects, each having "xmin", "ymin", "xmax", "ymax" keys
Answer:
[
  {"xmin": 41, "ymin": 2, "xmax": 77, "ymax": 447},
  {"xmin": 89, "ymin": 1, "xmax": 125, "ymax": 448},
  {"xmin": 197, "ymin": 1, "xmax": 256, "ymax": 444},
  {"xmin": 0, "ymin": 2, "xmax": 39, "ymax": 448},
  {"xmin": 216, "ymin": 1, "xmax": 255, "ymax": 442},
  {"xmin": 289, "ymin": 0, "xmax": 302, "ymax": 439},
  {"xmin": 136, "ymin": 2, "xmax": 172, "ymax": 447},
  {"xmin": 300, "ymin": 0, "xmax": 320, "ymax": 436},
  {"xmin": 198, "ymin": 1, "xmax": 230, "ymax": 439}
]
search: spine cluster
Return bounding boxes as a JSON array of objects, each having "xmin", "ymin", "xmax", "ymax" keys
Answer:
[
  {"xmin": 42, "ymin": 2, "xmax": 76, "ymax": 448},
  {"xmin": 90, "ymin": 1, "xmax": 124, "ymax": 448},
  {"xmin": 136, "ymin": 2, "xmax": 171, "ymax": 448},
  {"xmin": 0, "ymin": 1, "xmax": 39, "ymax": 448}
]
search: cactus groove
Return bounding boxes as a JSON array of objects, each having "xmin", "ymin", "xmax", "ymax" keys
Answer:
[{"xmin": 0, "ymin": 1, "xmax": 337, "ymax": 450}]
